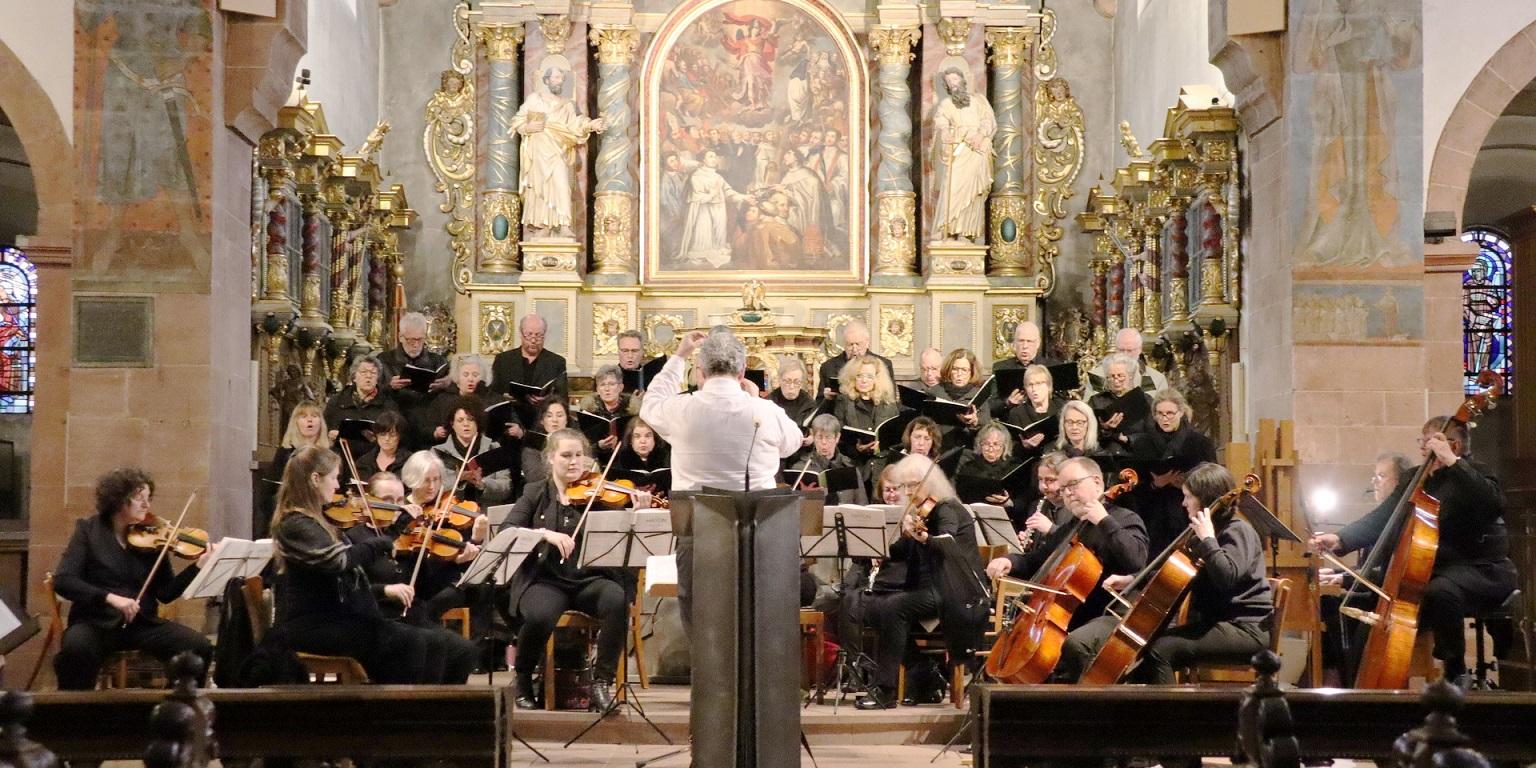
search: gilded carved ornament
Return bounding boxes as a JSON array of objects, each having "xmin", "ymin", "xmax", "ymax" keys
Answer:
[
  {"xmin": 937, "ymin": 17, "xmax": 971, "ymax": 56},
  {"xmin": 540, "ymin": 15, "xmax": 573, "ymax": 52},
  {"xmin": 1032, "ymin": 77, "xmax": 1085, "ymax": 291},
  {"xmin": 878, "ymin": 305, "xmax": 915, "ymax": 358},
  {"xmin": 590, "ymin": 26, "xmax": 638, "ymax": 65},
  {"xmin": 478, "ymin": 23, "xmax": 525, "ymax": 61},
  {"xmin": 593, "ymin": 304, "xmax": 629, "ymax": 355},
  {"xmin": 868, "ymin": 26, "xmax": 920, "ymax": 65},
  {"xmin": 984, "ymin": 27, "xmax": 1031, "ymax": 68},
  {"xmin": 480, "ymin": 302, "xmax": 516, "ymax": 354}
]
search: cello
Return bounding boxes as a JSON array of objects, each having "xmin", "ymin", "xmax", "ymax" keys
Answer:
[
  {"xmin": 985, "ymin": 468, "xmax": 1138, "ymax": 684},
  {"xmin": 1078, "ymin": 473, "xmax": 1260, "ymax": 684},
  {"xmin": 1350, "ymin": 371, "xmax": 1503, "ymax": 689}
]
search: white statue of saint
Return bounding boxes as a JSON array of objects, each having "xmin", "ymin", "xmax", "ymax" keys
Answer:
[
  {"xmin": 509, "ymin": 57, "xmax": 605, "ymax": 241},
  {"xmin": 930, "ymin": 65, "xmax": 996, "ymax": 243}
]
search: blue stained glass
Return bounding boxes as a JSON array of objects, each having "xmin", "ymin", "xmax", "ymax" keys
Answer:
[{"xmin": 1460, "ymin": 229, "xmax": 1514, "ymax": 395}]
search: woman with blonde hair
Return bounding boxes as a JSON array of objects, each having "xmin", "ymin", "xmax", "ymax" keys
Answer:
[
  {"xmin": 833, "ymin": 354, "xmax": 899, "ymax": 460},
  {"xmin": 267, "ymin": 446, "xmax": 466, "ymax": 683},
  {"xmin": 257, "ymin": 402, "xmax": 333, "ymax": 537}
]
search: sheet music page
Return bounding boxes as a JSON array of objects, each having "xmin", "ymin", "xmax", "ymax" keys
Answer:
[
  {"xmin": 645, "ymin": 554, "xmax": 677, "ymax": 592},
  {"xmin": 0, "ymin": 597, "xmax": 18, "ymax": 640}
]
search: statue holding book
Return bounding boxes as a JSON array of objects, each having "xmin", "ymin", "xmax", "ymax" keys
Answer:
[{"xmin": 510, "ymin": 55, "xmax": 606, "ymax": 240}]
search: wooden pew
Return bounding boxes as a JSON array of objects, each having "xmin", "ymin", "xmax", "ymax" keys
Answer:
[
  {"xmin": 24, "ymin": 686, "xmax": 512, "ymax": 766},
  {"xmin": 972, "ymin": 684, "xmax": 1536, "ymax": 767}
]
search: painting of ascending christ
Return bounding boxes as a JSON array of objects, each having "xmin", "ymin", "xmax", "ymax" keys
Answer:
[{"xmin": 642, "ymin": 0, "xmax": 866, "ymax": 285}]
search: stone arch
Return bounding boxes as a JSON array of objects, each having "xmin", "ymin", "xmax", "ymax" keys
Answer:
[
  {"xmin": 0, "ymin": 38, "xmax": 73, "ymax": 240},
  {"xmin": 1426, "ymin": 23, "xmax": 1536, "ymax": 230}
]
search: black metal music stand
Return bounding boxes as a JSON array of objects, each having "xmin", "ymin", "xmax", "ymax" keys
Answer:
[
  {"xmin": 457, "ymin": 525, "xmax": 548, "ymax": 762},
  {"xmin": 564, "ymin": 508, "xmax": 675, "ymax": 749},
  {"xmin": 800, "ymin": 505, "xmax": 886, "ymax": 710}
]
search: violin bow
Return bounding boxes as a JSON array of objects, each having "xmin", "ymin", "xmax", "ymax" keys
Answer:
[
  {"xmin": 337, "ymin": 440, "xmax": 381, "ymax": 534},
  {"xmin": 128, "ymin": 491, "xmax": 198, "ymax": 626},
  {"xmin": 409, "ymin": 449, "xmax": 472, "ymax": 590},
  {"xmin": 568, "ymin": 444, "xmax": 625, "ymax": 549}
]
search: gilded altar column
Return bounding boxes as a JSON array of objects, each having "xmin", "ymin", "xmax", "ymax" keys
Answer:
[
  {"xmin": 590, "ymin": 25, "xmax": 639, "ymax": 277},
  {"xmin": 1106, "ymin": 254, "xmax": 1124, "ymax": 339},
  {"xmin": 1167, "ymin": 202, "xmax": 1190, "ymax": 326},
  {"xmin": 1142, "ymin": 227, "xmax": 1162, "ymax": 335},
  {"xmin": 300, "ymin": 200, "xmax": 327, "ymax": 323},
  {"xmin": 1090, "ymin": 258, "xmax": 1109, "ymax": 353},
  {"xmin": 869, "ymin": 25, "xmax": 921, "ymax": 277},
  {"xmin": 478, "ymin": 24, "xmax": 525, "ymax": 273},
  {"xmin": 984, "ymin": 27, "xmax": 1029, "ymax": 276}
]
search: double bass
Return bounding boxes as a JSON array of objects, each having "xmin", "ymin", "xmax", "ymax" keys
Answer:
[
  {"xmin": 1350, "ymin": 371, "xmax": 1503, "ymax": 689},
  {"xmin": 985, "ymin": 469, "xmax": 1138, "ymax": 684},
  {"xmin": 1078, "ymin": 473, "xmax": 1260, "ymax": 684}
]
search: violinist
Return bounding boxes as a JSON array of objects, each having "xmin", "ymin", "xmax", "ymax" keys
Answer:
[
  {"xmin": 576, "ymin": 365, "xmax": 639, "ymax": 462},
  {"xmin": 1054, "ymin": 400, "xmax": 1101, "ymax": 458},
  {"xmin": 325, "ymin": 355, "xmax": 400, "ymax": 446},
  {"xmin": 612, "ymin": 418, "xmax": 671, "ymax": 496},
  {"xmin": 832, "ymin": 354, "xmax": 901, "ymax": 463},
  {"xmin": 953, "ymin": 423, "xmax": 1020, "ymax": 507},
  {"xmin": 1087, "ymin": 354, "xmax": 1153, "ymax": 455},
  {"xmin": 267, "ymin": 447, "xmax": 453, "ymax": 684},
  {"xmin": 397, "ymin": 450, "xmax": 489, "ymax": 628},
  {"xmin": 349, "ymin": 410, "xmax": 409, "ymax": 483},
  {"xmin": 1311, "ymin": 417, "xmax": 1517, "ymax": 685},
  {"xmin": 784, "ymin": 414, "xmax": 867, "ymax": 505},
  {"xmin": 856, "ymin": 454, "xmax": 987, "ymax": 710},
  {"xmin": 1057, "ymin": 462, "xmax": 1269, "ymax": 683},
  {"xmin": 985, "ymin": 456, "xmax": 1147, "ymax": 634},
  {"xmin": 505, "ymin": 428, "xmax": 643, "ymax": 711},
  {"xmin": 52, "ymin": 469, "xmax": 215, "ymax": 690},
  {"xmin": 434, "ymin": 400, "xmax": 513, "ymax": 505}
]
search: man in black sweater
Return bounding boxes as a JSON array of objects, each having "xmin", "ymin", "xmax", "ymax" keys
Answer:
[
  {"xmin": 378, "ymin": 312, "xmax": 451, "ymax": 449},
  {"xmin": 491, "ymin": 313, "xmax": 569, "ymax": 426},
  {"xmin": 1311, "ymin": 416, "xmax": 1518, "ymax": 684},
  {"xmin": 985, "ymin": 456, "xmax": 1148, "ymax": 631}
]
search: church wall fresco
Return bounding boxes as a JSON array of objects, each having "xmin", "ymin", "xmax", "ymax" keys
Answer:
[
  {"xmin": 641, "ymin": 0, "xmax": 867, "ymax": 285},
  {"xmin": 74, "ymin": 0, "xmax": 214, "ymax": 293},
  {"xmin": 1286, "ymin": 0, "xmax": 1424, "ymax": 338}
]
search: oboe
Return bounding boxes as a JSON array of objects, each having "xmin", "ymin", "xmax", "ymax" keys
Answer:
[
  {"xmin": 865, "ymin": 560, "xmax": 881, "ymax": 594},
  {"xmin": 1019, "ymin": 499, "xmax": 1047, "ymax": 553}
]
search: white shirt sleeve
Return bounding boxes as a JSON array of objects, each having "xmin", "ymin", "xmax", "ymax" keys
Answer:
[
  {"xmin": 638, "ymin": 355, "xmax": 689, "ymax": 442},
  {"xmin": 768, "ymin": 402, "xmax": 803, "ymax": 458}
]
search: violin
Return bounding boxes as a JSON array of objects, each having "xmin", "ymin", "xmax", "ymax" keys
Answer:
[
  {"xmin": 423, "ymin": 496, "xmax": 479, "ymax": 531},
  {"xmin": 323, "ymin": 493, "xmax": 404, "ymax": 530},
  {"xmin": 904, "ymin": 496, "xmax": 940, "ymax": 538},
  {"xmin": 126, "ymin": 514, "xmax": 210, "ymax": 560},
  {"xmin": 565, "ymin": 471, "xmax": 670, "ymax": 509},
  {"xmin": 985, "ymin": 468, "xmax": 1136, "ymax": 684},
  {"xmin": 393, "ymin": 522, "xmax": 469, "ymax": 560},
  {"xmin": 1078, "ymin": 473, "xmax": 1260, "ymax": 684}
]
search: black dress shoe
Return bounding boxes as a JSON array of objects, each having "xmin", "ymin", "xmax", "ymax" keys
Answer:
[
  {"xmin": 855, "ymin": 688, "xmax": 897, "ymax": 710},
  {"xmin": 589, "ymin": 678, "xmax": 616, "ymax": 713},
  {"xmin": 514, "ymin": 674, "xmax": 539, "ymax": 709},
  {"xmin": 515, "ymin": 694, "xmax": 540, "ymax": 710}
]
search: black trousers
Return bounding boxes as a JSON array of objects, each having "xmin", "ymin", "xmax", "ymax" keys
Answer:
[
  {"xmin": 861, "ymin": 587, "xmax": 941, "ymax": 691},
  {"xmin": 55, "ymin": 618, "xmax": 213, "ymax": 690},
  {"xmin": 282, "ymin": 612, "xmax": 451, "ymax": 684},
  {"xmin": 1420, "ymin": 561, "xmax": 1519, "ymax": 674},
  {"xmin": 1059, "ymin": 614, "xmax": 1268, "ymax": 684},
  {"xmin": 513, "ymin": 579, "xmax": 628, "ymax": 681}
]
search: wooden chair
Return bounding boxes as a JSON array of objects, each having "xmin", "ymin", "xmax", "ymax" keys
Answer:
[
  {"xmin": 1187, "ymin": 577, "xmax": 1292, "ymax": 684},
  {"xmin": 541, "ymin": 611, "xmax": 629, "ymax": 710},
  {"xmin": 628, "ymin": 567, "xmax": 650, "ymax": 690},
  {"xmin": 37, "ymin": 572, "xmax": 164, "ymax": 689},
  {"xmin": 800, "ymin": 609, "xmax": 825, "ymax": 695},
  {"xmin": 239, "ymin": 575, "xmax": 370, "ymax": 685},
  {"xmin": 441, "ymin": 607, "xmax": 472, "ymax": 639}
]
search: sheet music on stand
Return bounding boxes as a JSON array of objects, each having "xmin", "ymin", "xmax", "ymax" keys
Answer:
[
  {"xmin": 484, "ymin": 503, "xmax": 517, "ymax": 529},
  {"xmin": 457, "ymin": 526, "xmax": 544, "ymax": 588},
  {"xmin": 579, "ymin": 509, "xmax": 675, "ymax": 568},
  {"xmin": 182, "ymin": 538, "xmax": 274, "ymax": 600},
  {"xmin": 970, "ymin": 503, "xmax": 1025, "ymax": 554},
  {"xmin": 868, "ymin": 504, "xmax": 909, "ymax": 547},
  {"xmin": 799, "ymin": 505, "xmax": 887, "ymax": 559}
]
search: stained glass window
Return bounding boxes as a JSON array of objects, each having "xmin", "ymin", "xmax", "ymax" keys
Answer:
[
  {"xmin": 1460, "ymin": 229, "xmax": 1514, "ymax": 395},
  {"xmin": 0, "ymin": 248, "xmax": 36, "ymax": 414}
]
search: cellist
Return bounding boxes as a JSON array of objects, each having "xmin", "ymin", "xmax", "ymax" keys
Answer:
[
  {"xmin": 986, "ymin": 456, "xmax": 1147, "ymax": 633},
  {"xmin": 1058, "ymin": 462, "xmax": 1271, "ymax": 683},
  {"xmin": 1310, "ymin": 417, "xmax": 1517, "ymax": 686}
]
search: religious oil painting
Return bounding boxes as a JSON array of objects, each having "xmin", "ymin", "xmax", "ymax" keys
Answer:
[{"xmin": 641, "ymin": 0, "xmax": 867, "ymax": 286}]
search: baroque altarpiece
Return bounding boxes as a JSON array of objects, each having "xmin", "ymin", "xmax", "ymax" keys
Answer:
[{"xmin": 424, "ymin": 0, "xmax": 1087, "ymax": 383}]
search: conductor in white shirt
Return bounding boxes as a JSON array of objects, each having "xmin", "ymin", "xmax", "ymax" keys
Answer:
[{"xmin": 640, "ymin": 326, "xmax": 803, "ymax": 625}]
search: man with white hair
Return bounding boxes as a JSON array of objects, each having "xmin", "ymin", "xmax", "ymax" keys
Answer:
[
  {"xmin": 817, "ymin": 319, "xmax": 895, "ymax": 400},
  {"xmin": 992, "ymin": 320, "xmax": 1058, "ymax": 374},
  {"xmin": 916, "ymin": 347, "xmax": 944, "ymax": 388},
  {"xmin": 640, "ymin": 326, "xmax": 803, "ymax": 626},
  {"xmin": 1083, "ymin": 327, "xmax": 1169, "ymax": 399},
  {"xmin": 491, "ymin": 314, "xmax": 569, "ymax": 426},
  {"xmin": 379, "ymin": 312, "xmax": 450, "ymax": 449}
]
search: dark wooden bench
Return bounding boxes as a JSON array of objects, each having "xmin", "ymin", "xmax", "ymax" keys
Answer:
[
  {"xmin": 25, "ymin": 686, "xmax": 512, "ymax": 766},
  {"xmin": 973, "ymin": 684, "xmax": 1536, "ymax": 767}
]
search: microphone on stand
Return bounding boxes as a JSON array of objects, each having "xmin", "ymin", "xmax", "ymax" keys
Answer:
[{"xmin": 743, "ymin": 419, "xmax": 762, "ymax": 491}]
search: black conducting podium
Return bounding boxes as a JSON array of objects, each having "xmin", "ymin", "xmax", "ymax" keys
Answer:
[{"xmin": 670, "ymin": 486, "xmax": 821, "ymax": 768}]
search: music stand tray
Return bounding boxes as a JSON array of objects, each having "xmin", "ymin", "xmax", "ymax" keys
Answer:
[
  {"xmin": 182, "ymin": 538, "xmax": 273, "ymax": 600},
  {"xmin": 578, "ymin": 509, "xmax": 675, "ymax": 567}
]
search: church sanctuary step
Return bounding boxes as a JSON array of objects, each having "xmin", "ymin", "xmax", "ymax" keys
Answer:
[{"xmin": 973, "ymin": 684, "xmax": 1536, "ymax": 767}]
